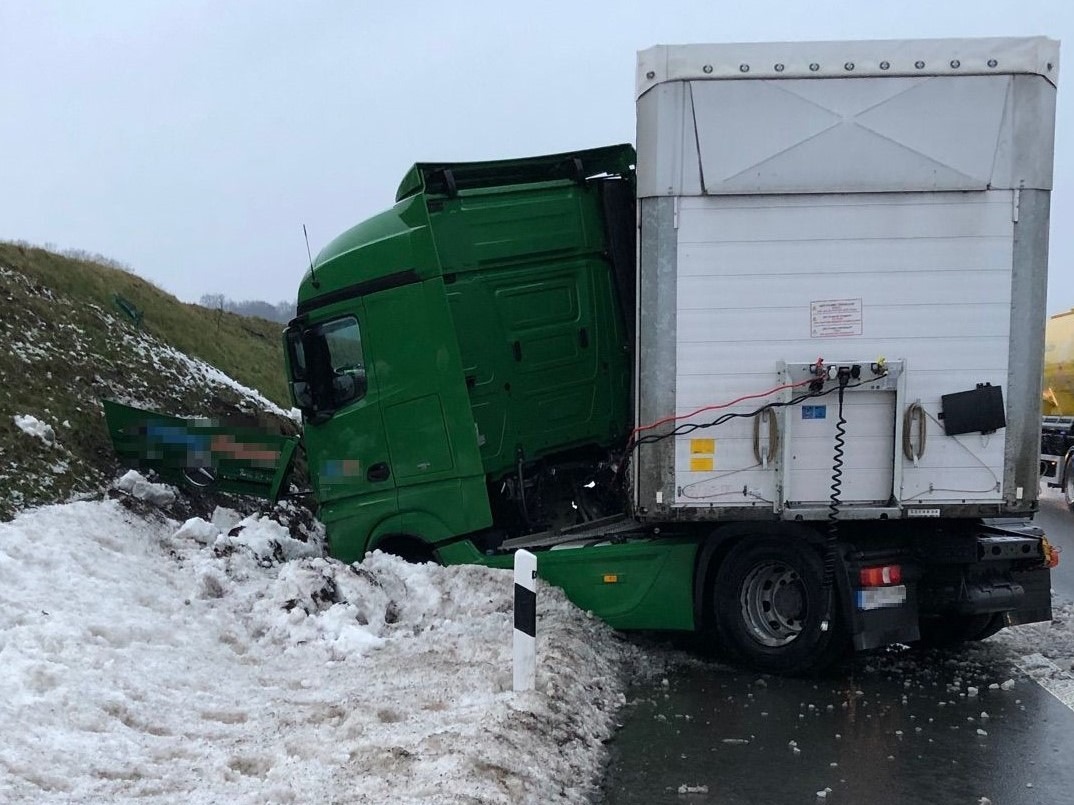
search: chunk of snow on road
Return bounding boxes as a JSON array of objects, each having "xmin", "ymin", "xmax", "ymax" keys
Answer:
[
  {"xmin": 678, "ymin": 784, "xmax": 709, "ymax": 795},
  {"xmin": 13, "ymin": 413, "xmax": 54, "ymax": 444}
]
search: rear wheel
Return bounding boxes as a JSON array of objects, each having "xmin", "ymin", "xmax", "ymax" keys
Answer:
[
  {"xmin": 374, "ymin": 534, "xmax": 438, "ymax": 564},
  {"xmin": 917, "ymin": 613, "xmax": 1005, "ymax": 647},
  {"xmin": 713, "ymin": 538, "xmax": 846, "ymax": 674}
]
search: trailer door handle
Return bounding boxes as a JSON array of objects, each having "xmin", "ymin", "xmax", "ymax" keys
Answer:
[{"xmin": 367, "ymin": 462, "xmax": 391, "ymax": 482}]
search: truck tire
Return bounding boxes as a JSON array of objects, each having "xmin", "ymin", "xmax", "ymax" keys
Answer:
[
  {"xmin": 374, "ymin": 534, "xmax": 438, "ymax": 564},
  {"xmin": 1065, "ymin": 458, "xmax": 1074, "ymax": 510},
  {"xmin": 712, "ymin": 538, "xmax": 846, "ymax": 674}
]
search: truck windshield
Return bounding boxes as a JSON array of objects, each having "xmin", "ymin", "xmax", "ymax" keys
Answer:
[{"xmin": 286, "ymin": 316, "xmax": 367, "ymax": 419}]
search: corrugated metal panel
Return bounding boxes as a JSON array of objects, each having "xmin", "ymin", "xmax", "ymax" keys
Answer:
[
  {"xmin": 637, "ymin": 42, "xmax": 1058, "ymax": 198},
  {"xmin": 690, "ymin": 76, "xmax": 1010, "ymax": 193},
  {"xmin": 671, "ymin": 191, "xmax": 1014, "ymax": 510}
]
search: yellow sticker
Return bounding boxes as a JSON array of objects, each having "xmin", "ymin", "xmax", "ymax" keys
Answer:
[
  {"xmin": 689, "ymin": 457, "xmax": 714, "ymax": 472},
  {"xmin": 690, "ymin": 438, "xmax": 715, "ymax": 455}
]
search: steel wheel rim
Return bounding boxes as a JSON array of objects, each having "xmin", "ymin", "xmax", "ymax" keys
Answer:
[
  {"xmin": 739, "ymin": 560, "xmax": 806, "ymax": 647},
  {"xmin": 1066, "ymin": 464, "xmax": 1074, "ymax": 503}
]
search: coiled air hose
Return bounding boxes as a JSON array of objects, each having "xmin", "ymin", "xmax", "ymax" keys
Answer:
[{"xmin": 821, "ymin": 371, "xmax": 850, "ymax": 630}]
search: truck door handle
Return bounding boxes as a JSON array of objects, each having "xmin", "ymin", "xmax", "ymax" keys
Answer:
[{"xmin": 367, "ymin": 462, "xmax": 391, "ymax": 482}]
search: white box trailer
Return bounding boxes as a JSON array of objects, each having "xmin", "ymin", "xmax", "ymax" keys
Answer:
[{"xmin": 634, "ymin": 37, "xmax": 1059, "ymax": 523}]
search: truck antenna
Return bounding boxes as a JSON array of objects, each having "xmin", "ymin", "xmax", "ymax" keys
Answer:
[{"xmin": 303, "ymin": 224, "xmax": 320, "ymax": 288}]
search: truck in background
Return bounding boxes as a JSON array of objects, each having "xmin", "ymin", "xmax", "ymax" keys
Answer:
[
  {"xmin": 1040, "ymin": 310, "xmax": 1074, "ymax": 505},
  {"xmin": 108, "ymin": 37, "xmax": 1061, "ymax": 673}
]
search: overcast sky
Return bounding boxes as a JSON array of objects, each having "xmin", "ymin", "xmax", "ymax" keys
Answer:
[{"xmin": 2, "ymin": 1, "xmax": 1072, "ymax": 312}]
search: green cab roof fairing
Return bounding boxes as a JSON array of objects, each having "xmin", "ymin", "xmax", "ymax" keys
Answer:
[
  {"xmin": 296, "ymin": 144, "xmax": 636, "ymax": 314},
  {"xmin": 394, "ymin": 143, "xmax": 636, "ymax": 202},
  {"xmin": 297, "ymin": 195, "xmax": 439, "ymax": 313}
]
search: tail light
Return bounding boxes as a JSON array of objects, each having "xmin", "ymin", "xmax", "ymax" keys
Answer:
[{"xmin": 859, "ymin": 565, "xmax": 902, "ymax": 587}]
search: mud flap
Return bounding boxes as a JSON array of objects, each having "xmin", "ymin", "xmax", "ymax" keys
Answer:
[
  {"xmin": 103, "ymin": 399, "xmax": 299, "ymax": 502},
  {"xmin": 1005, "ymin": 566, "xmax": 1053, "ymax": 627},
  {"xmin": 835, "ymin": 548, "xmax": 921, "ymax": 652},
  {"xmin": 850, "ymin": 583, "xmax": 921, "ymax": 651}
]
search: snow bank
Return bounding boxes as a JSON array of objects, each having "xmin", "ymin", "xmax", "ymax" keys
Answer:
[
  {"xmin": 0, "ymin": 496, "xmax": 627, "ymax": 804},
  {"xmin": 991, "ymin": 598, "xmax": 1074, "ymax": 668}
]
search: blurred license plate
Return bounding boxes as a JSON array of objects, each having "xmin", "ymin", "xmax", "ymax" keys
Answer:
[{"xmin": 856, "ymin": 585, "xmax": 906, "ymax": 610}]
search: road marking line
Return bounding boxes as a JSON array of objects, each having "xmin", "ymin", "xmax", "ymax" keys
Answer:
[{"xmin": 1015, "ymin": 653, "xmax": 1074, "ymax": 713}]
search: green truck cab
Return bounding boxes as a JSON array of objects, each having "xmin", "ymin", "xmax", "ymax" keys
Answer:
[
  {"xmin": 285, "ymin": 146, "xmax": 634, "ymax": 560},
  {"xmin": 107, "ymin": 145, "xmax": 697, "ymax": 638},
  {"xmin": 276, "ymin": 146, "xmax": 697, "ymax": 630}
]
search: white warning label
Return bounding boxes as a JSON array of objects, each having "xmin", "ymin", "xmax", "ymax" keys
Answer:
[{"xmin": 811, "ymin": 298, "xmax": 863, "ymax": 338}]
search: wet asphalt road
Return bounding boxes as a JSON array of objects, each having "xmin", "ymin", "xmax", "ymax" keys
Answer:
[
  {"xmin": 1036, "ymin": 487, "xmax": 1074, "ymax": 599},
  {"xmin": 602, "ymin": 652, "xmax": 1074, "ymax": 804},
  {"xmin": 601, "ymin": 489, "xmax": 1074, "ymax": 804}
]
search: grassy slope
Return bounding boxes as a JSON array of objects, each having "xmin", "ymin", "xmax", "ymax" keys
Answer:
[
  {"xmin": 0, "ymin": 243, "xmax": 297, "ymax": 520},
  {"xmin": 0, "ymin": 242, "xmax": 290, "ymax": 404}
]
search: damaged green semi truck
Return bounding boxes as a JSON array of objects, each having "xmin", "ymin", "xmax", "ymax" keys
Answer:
[{"xmin": 108, "ymin": 37, "xmax": 1062, "ymax": 673}]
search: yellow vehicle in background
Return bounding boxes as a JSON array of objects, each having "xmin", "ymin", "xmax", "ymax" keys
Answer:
[{"xmin": 1041, "ymin": 309, "xmax": 1074, "ymax": 506}]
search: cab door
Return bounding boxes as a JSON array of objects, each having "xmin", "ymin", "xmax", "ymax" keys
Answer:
[{"xmin": 288, "ymin": 300, "xmax": 397, "ymax": 562}]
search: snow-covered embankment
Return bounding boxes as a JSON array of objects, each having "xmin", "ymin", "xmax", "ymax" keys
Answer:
[{"xmin": 0, "ymin": 476, "xmax": 628, "ymax": 804}]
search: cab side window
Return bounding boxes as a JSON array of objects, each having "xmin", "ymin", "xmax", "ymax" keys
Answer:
[
  {"xmin": 286, "ymin": 316, "xmax": 367, "ymax": 415},
  {"xmin": 321, "ymin": 317, "xmax": 366, "ymax": 408}
]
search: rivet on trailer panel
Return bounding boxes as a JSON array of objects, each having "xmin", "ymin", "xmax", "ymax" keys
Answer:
[
  {"xmin": 988, "ymin": 59, "xmax": 998, "ymax": 68},
  {"xmin": 950, "ymin": 59, "xmax": 961, "ymax": 69},
  {"xmin": 774, "ymin": 63, "xmax": 785, "ymax": 72},
  {"xmin": 880, "ymin": 60, "xmax": 890, "ymax": 70},
  {"xmin": 702, "ymin": 64, "xmax": 713, "ymax": 73},
  {"xmin": 739, "ymin": 63, "xmax": 750, "ymax": 73},
  {"xmin": 809, "ymin": 62, "xmax": 820, "ymax": 71},
  {"xmin": 844, "ymin": 62, "xmax": 855, "ymax": 71},
  {"xmin": 915, "ymin": 60, "xmax": 926, "ymax": 69}
]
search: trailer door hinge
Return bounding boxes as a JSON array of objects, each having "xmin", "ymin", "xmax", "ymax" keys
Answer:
[{"xmin": 1012, "ymin": 188, "xmax": 1021, "ymax": 223}]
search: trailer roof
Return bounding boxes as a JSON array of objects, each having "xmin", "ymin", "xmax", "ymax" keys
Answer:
[{"xmin": 637, "ymin": 37, "xmax": 1060, "ymax": 98}]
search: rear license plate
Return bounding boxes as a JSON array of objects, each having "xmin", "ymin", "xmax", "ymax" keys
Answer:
[{"xmin": 855, "ymin": 585, "xmax": 907, "ymax": 611}]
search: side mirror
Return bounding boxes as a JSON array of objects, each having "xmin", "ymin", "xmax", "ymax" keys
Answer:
[
  {"xmin": 291, "ymin": 381, "xmax": 314, "ymax": 409},
  {"xmin": 331, "ymin": 368, "xmax": 367, "ymax": 406}
]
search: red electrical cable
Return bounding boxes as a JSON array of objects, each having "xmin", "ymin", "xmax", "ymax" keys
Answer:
[{"xmin": 630, "ymin": 378, "xmax": 815, "ymax": 440}]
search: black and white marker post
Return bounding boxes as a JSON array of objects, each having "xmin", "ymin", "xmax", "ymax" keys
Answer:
[{"xmin": 513, "ymin": 549, "xmax": 537, "ymax": 692}]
